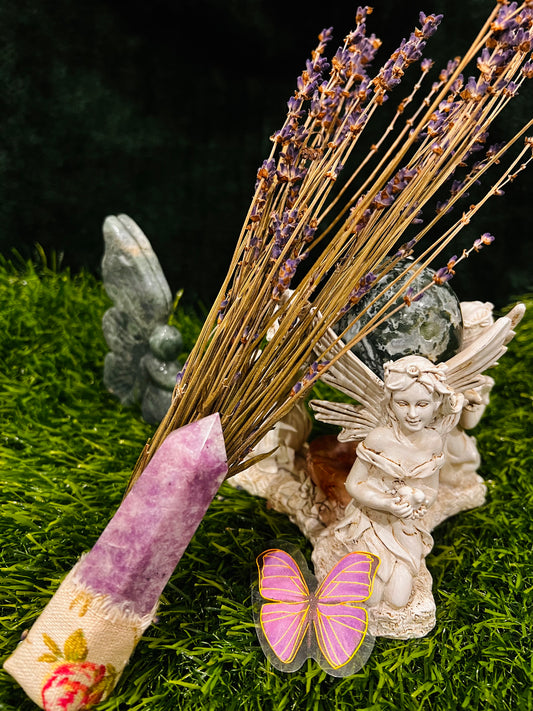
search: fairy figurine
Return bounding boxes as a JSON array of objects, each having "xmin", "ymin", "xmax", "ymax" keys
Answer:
[
  {"xmin": 230, "ymin": 302, "xmax": 524, "ymax": 638},
  {"xmin": 309, "ymin": 303, "xmax": 524, "ymax": 637},
  {"xmin": 101, "ymin": 214, "xmax": 183, "ymax": 424}
]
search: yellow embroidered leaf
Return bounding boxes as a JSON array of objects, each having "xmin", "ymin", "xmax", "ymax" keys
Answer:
[
  {"xmin": 90, "ymin": 679, "xmax": 109, "ymax": 699},
  {"xmin": 69, "ymin": 591, "xmax": 92, "ymax": 617},
  {"xmin": 106, "ymin": 663, "xmax": 117, "ymax": 678},
  {"xmin": 42, "ymin": 633, "xmax": 62, "ymax": 658},
  {"xmin": 79, "ymin": 597, "xmax": 91, "ymax": 617},
  {"xmin": 38, "ymin": 653, "xmax": 59, "ymax": 664},
  {"xmin": 63, "ymin": 628, "xmax": 88, "ymax": 662},
  {"xmin": 103, "ymin": 664, "xmax": 118, "ymax": 695}
]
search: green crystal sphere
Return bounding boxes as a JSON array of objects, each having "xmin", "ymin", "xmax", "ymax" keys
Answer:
[{"xmin": 334, "ymin": 263, "xmax": 463, "ymax": 379}]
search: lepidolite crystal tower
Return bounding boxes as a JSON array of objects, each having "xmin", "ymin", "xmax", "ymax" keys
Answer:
[{"xmin": 4, "ymin": 414, "xmax": 227, "ymax": 709}]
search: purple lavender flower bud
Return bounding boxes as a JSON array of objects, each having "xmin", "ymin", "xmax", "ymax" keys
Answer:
[
  {"xmin": 492, "ymin": 3, "xmax": 519, "ymax": 33},
  {"xmin": 473, "ymin": 232, "xmax": 495, "ymax": 251},
  {"xmin": 290, "ymin": 381, "xmax": 303, "ymax": 396},
  {"xmin": 332, "ymin": 48, "xmax": 350, "ymax": 77},
  {"xmin": 248, "ymin": 204, "xmax": 263, "ymax": 223},
  {"xmin": 175, "ymin": 359, "xmax": 188, "ymax": 387},
  {"xmin": 503, "ymin": 81, "xmax": 519, "ymax": 96},
  {"xmin": 433, "ymin": 267, "xmax": 453, "ymax": 284},
  {"xmin": 352, "ymin": 206, "xmax": 373, "ymax": 233},
  {"xmin": 477, "ymin": 48, "xmax": 503, "ymax": 76},
  {"xmin": 371, "ymin": 191, "xmax": 394, "ymax": 209},
  {"xmin": 271, "ymin": 125, "xmax": 295, "ymax": 145},
  {"xmin": 318, "ymin": 27, "xmax": 334, "ymax": 44},
  {"xmin": 487, "ymin": 142, "xmax": 506, "ymax": 158},
  {"xmin": 216, "ymin": 298, "xmax": 230, "ymax": 324},
  {"xmin": 286, "ymin": 96, "xmax": 305, "ymax": 119},
  {"xmin": 403, "ymin": 286, "xmax": 419, "ymax": 306},
  {"xmin": 394, "ymin": 238, "xmax": 417, "ymax": 258},
  {"xmin": 418, "ymin": 12, "xmax": 443, "ymax": 39},
  {"xmin": 461, "ymin": 76, "xmax": 489, "ymax": 101},
  {"xmin": 401, "ymin": 36, "xmax": 423, "ymax": 63},
  {"xmin": 296, "ymin": 74, "xmax": 319, "ymax": 100},
  {"xmin": 311, "ymin": 55, "xmax": 330, "ymax": 75},
  {"xmin": 325, "ymin": 163, "xmax": 344, "ymax": 181},
  {"xmin": 451, "ymin": 180, "xmax": 465, "ymax": 196},
  {"xmin": 355, "ymin": 6, "xmax": 372, "ymax": 24},
  {"xmin": 255, "ymin": 160, "xmax": 276, "ymax": 192},
  {"xmin": 304, "ymin": 361, "xmax": 319, "ymax": 381},
  {"xmin": 302, "ymin": 220, "xmax": 318, "ymax": 243},
  {"xmin": 346, "ymin": 112, "xmax": 368, "ymax": 136},
  {"xmin": 276, "ymin": 164, "xmax": 307, "ymax": 184},
  {"xmin": 449, "ymin": 75, "xmax": 464, "ymax": 94},
  {"xmin": 343, "ymin": 271, "xmax": 378, "ymax": 310},
  {"xmin": 522, "ymin": 60, "xmax": 533, "ymax": 78},
  {"xmin": 439, "ymin": 58, "xmax": 460, "ymax": 82}
]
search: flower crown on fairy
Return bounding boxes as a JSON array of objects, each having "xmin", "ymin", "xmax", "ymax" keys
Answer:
[{"xmin": 383, "ymin": 356, "xmax": 450, "ymax": 394}]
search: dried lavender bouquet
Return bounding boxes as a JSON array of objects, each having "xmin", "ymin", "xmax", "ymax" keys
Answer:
[
  {"xmin": 129, "ymin": 3, "xmax": 532, "ymax": 480},
  {"xmin": 5, "ymin": 4, "xmax": 533, "ymax": 708}
]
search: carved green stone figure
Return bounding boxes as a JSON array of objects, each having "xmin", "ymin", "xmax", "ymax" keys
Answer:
[{"xmin": 101, "ymin": 214, "xmax": 183, "ymax": 423}]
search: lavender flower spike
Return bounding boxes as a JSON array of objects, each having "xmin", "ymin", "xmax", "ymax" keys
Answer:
[{"xmin": 4, "ymin": 414, "xmax": 227, "ymax": 709}]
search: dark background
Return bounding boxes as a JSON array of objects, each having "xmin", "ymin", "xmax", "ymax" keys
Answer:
[{"xmin": 1, "ymin": 0, "xmax": 531, "ymax": 308}]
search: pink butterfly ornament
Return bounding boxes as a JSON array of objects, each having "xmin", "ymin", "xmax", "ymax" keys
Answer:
[{"xmin": 253, "ymin": 546, "xmax": 380, "ymax": 677}]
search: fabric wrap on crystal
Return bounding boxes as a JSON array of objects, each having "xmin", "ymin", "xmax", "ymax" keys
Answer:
[
  {"xmin": 3, "ymin": 562, "xmax": 152, "ymax": 709},
  {"xmin": 4, "ymin": 413, "xmax": 228, "ymax": 709}
]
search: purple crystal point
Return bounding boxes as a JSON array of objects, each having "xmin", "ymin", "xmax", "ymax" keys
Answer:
[{"xmin": 76, "ymin": 413, "xmax": 227, "ymax": 615}]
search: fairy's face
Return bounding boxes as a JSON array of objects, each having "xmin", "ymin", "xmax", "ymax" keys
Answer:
[{"xmin": 390, "ymin": 382, "xmax": 439, "ymax": 434}]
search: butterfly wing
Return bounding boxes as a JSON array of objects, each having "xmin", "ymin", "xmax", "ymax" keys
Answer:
[
  {"xmin": 313, "ymin": 602, "xmax": 368, "ymax": 669},
  {"xmin": 260, "ymin": 601, "xmax": 310, "ymax": 664},
  {"xmin": 257, "ymin": 548, "xmax": 310, "ymax": 602},
  {"xmin": 316, "ymin": 551, "xmax": 379, "ymax": 603},
  {"xmin": 313, "ymin": 551, "xmax": 380, "ymax": 669},
  {"xmin": 257, "ymin": 549, "xmax": 311, "ymax": 664}
]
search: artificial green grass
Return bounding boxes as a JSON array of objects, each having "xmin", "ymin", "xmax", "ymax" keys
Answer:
[{"xmin": 0, "ymin": 256, "xmax": 531, "ymax": 710}]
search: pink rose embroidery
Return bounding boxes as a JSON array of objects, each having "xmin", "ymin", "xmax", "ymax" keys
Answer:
[
  {"xmin": 38, "ymin": 629, "xmax": 117, "ymax": 710},
  {"xmin": 41, "ymin": 661, "xmax": 106, "ymax": 711}
]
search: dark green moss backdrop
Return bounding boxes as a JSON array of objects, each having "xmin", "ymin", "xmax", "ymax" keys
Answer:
[{"xmin": 1, "ymin": 0, "xmax": 532, "ymax": 308}]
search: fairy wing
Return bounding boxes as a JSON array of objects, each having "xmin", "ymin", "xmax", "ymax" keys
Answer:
[
  {"xmin": 310, "ymin": 326, "xmax": 384, "ymax": 437},
  {"xmin": 102, "ymin": 214, "xmax": 173, "ymax": 328},
  {"xmin": 308, "ymin": 400, "xmax": 377, "ymax": 442},
  {"xmin": 444, "ymin": 303, "xmax": 525, "ymax": 393},
  {"xmin": 102, "ymin": 214, "xmax": 173, "ymax": 404},
  {"xmin": 314, "ymin": 327, "xmax": 384, "ymax": 410},
  {"xmin": 256, "ymin": 549, "xmax": 311, "ymax": 664}
]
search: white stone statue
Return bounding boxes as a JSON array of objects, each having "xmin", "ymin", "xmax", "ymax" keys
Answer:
[
  {"xmin": 229, "ymin": 302, "xmax": 525, "ymax": 639},
  {"xmin": 431, "ymin": 301, "xmax": 496, "ymax": 526},
  {"xmin": 310, "ymin": 355, "xmax": 462, "ymax": 637}
]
